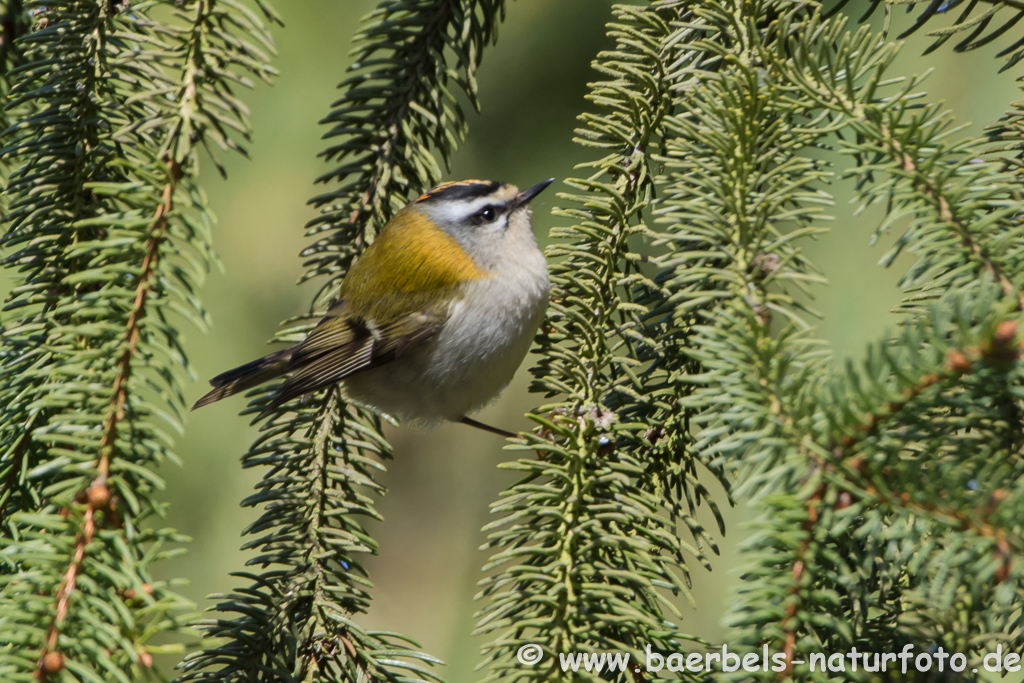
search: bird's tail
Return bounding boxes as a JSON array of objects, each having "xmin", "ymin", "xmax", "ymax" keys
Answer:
[{"xmin": 192, "ymin": 348, "xmax": 294, "ymax": 410}]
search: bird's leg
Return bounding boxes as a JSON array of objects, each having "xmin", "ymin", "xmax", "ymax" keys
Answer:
[{"xmin": 459, "ymin": 416, "xmax": 517, "ymax": 439}]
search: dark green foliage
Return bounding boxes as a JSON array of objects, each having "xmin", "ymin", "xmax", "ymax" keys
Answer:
[
  {"xmin": 828, "ymin": 0, "xmax": 1024, "ymax": 62},
  {"xmin": 6, "ymin": 0, "xmax": 1024, "ymax": 682},
  {"xmin": 303, "ymin": 0, "xmax": 506, "ymax": 304},
  {"xmin": 474, "ymin": 4, "xmax": 728, "ymax": 681},
  {"xmin": 0, "ymin": 0, "xmax": 275, "ymax": 680},
  {"xmin": 478, "ymin": 0, "xmax": 1024, "ymax": 680},
  {"xmin": 646, "ymin": 1, "xmax": 1024, "ymax": 680},
  {"xmin": 0, "ymin": 0, "xmax": 26, "ymax": 148},
  {"xmin": 175, "ymin": 2, "xmax": 507, "ymax": 681}
]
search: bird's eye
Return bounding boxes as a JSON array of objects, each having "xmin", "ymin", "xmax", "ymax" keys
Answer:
[{"xmin": 473, "ymin": 206, "xmax": 498, "ymax": 224}]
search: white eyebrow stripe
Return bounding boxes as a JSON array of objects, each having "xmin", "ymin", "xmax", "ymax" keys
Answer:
[{"xmin": 430, "ymin": 195, "xmax": 505, "ymax": 224}]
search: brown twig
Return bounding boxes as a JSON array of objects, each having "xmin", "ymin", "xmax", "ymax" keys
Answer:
[
  {"xmin": 835, "ymin": 323, "xmax": 1018, "ymax": 455},
  {"xmin": 773, "ymin": 328, "xmax": 1022, "ymax": 680},
  {"xmin": 776, "ymin": 487, "xmax": 821, "ymax": 681},
  {"xmin": 36, "ymin": 503, "xmax": 94, "ymax": 681},
  {"xmin": 36, "ymin": 161, "xmax": 179, "ymax": 678},
  {"xmin": 884, "ymin": 132, "xmax": 1024, "ymax": 310},
  {"xmin": 97, "ymin": 161, "xmax": 179, "ymax": 476}
]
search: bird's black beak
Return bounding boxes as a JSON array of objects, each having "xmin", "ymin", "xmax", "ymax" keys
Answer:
[{"xmin": 511, "ymin": 178, "xmax": 555, "ymax": 211}]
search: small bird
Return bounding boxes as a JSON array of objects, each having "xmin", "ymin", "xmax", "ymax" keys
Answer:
[{"xmin": 193, "ymin": 178, "xmax": 553, "ymax": 437}]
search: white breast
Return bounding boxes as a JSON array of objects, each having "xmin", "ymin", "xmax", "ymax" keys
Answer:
[{"xmin": 341, "ymin": 245, "xmax": 549, "ymax": 423}]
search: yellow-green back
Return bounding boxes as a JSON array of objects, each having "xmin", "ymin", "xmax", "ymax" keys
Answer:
[{"xmin": 340, "ymin": 206, "xmax": 488, "ymax": 322}]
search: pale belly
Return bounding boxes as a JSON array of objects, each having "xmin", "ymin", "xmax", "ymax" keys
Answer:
[{"xmin": 341, "ymin": 268, "xmax": 549, "ymax": 423}]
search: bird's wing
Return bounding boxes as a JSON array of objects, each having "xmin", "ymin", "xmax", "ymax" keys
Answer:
[
  {"xmin": 263, "ymin": 299, "xmax": 447, "ymax": 412},
  {"xmin": 262, "ymin": 206, "xmax": 484, "ymax": 414}
]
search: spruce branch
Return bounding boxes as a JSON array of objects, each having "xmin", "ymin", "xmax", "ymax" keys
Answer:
[
  {"xmin": 0, "ymin": 0, "xmax": 276, "ymax": 680},
  {"xmin": 177, "ymin": 2, "xmax": 506, "ymax": 682},
  {"xmin": 726, "ymin": 289, "xmax": 1024, "ymax": 682},
  {"xmin": 783, "ymin": 44, "xmax": 1024, "ymax": 311},
  {"xmin": 97, "ymin": 160, "xmax": 182, "ymax": 480},
  {"xmin": 303, "ymin": 0, "xmax": 506, "ymax": 306},
  {"xmin": 33, "ymin": 159, "xmax": 184, "ymax": 678},
  {"xmin": 6, "ymin": 1, "xmax": 1024, "ymax": 682},
  {"xmin": 478, "ymin": 3, "xmax": 733, "ymax": 680},
  {"xmin": 828, "ymin": 0, "xmax": 1024, "ymax": 61},
  {"xmin": 654, "ymin": 1, "xmax": 1024, "ymax": 679}
]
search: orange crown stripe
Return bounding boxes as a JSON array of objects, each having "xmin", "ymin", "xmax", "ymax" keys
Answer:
[{"xmin": 416, "ymin": 179, "xmax": 493, "ymax": 202}]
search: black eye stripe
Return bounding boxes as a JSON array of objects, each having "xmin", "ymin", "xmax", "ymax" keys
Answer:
[{"xmin": 470, "ymin": 204, "xmax": 504, "ymax": 225}]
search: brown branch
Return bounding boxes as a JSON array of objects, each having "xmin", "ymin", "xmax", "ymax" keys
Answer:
[
  {"xmin": 830, "ymin": 329, "xmax": 1023, "ymax": 554},
  {"xmin": 36, "ymin": 503, "xmax": 94, "ymax": 681},
  {"xmin": 778, "ymin": 545, "xmax": 811, "ymax": 679},
  {"xmin": 96, "ymin": 160, "xmax": 180, "ymax": 476},
  {"xmin": 807, "ymin": 75, "xmax": 1024, "ymax": 310},
  {"xmin": 36, "ymin": 161, "xmax": 180, "ymax": 677},
  {"xmin": 868, "ymin": 484, "xmax": 1014, "ymax": 546},
  {"xmin": 48, "ymin": 505, "xmax": 93, "ymax": 647},
  {"xmin": 772, "ymin": 325, "xmax": 1021, "ymax": 680},
  {"xmin": 883, "ymin": 132, "xmax": 1024, "ymax": 310},
  {"xmin": 834, "ymin": 322, "xmax": 1018, "ymax": 455},
  {"xmin": 776, "ymin": 485, "xmax": 823, "ymax": 681}
]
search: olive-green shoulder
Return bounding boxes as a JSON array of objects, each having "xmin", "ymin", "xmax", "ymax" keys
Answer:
[{"xmin": 338, "ymin": 206, "xmax": 486, "ymax": 321}]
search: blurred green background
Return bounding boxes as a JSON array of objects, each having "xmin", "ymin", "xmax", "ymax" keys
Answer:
[
  {"xmin": 137, "ymin": 1, "xmax": 1020, "ymax": 679},
  {"xmin": 2, "ymin": 0, "xmax": 1020, "ymax": 678}
]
